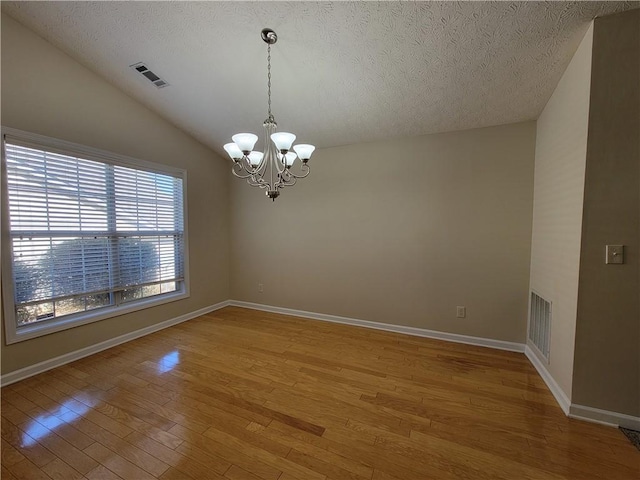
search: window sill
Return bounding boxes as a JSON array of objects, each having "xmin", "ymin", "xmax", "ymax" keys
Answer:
[{"xmin": 4, "ymin": 290, "xmax": 189, "ymax": 345}]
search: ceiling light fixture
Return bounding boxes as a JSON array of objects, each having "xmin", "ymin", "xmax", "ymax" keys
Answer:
[{"xmin": 223, "ymin": 28, "xmax": 315, "ymax": 201}]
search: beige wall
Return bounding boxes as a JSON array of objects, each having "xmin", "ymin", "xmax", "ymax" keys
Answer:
[
  {"xmin": 573, "ymin": 10, "xmax": 640, "ymax": 417},
  {"xmin": 528, "ymin": 25, "xmax": 593, "ymax": 399},
  {"xmin": 231, "ymin": 122, "xmax": 535, "ymax": 342},
  {"xmin": 1, "ymin": 14, "xmax": 230, "ymax": 374}
]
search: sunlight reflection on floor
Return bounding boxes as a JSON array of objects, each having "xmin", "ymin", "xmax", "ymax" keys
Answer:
[
  {"xmin": 22, "ymin": 400, "xmax": 89, "ymax": 447},
  {"xmin": 158, "ymin": 350, "xmax": 180, "ymax": 373}
]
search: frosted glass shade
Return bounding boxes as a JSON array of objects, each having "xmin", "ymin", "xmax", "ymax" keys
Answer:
[
  {"xmin": 271, "ymin": 132, "xmax": 296, "ymax": 152},
  {"xmin": 247, "ymin": 151, "xmax": 263, "ymax": 166},
  {"xmin": 293, "ymin": 144, "xmax": 315, "ymax": 161},
  {"xmin": 223, "ymin": 143, "xmax": 243, "ymax": 160},
  {"xmin": 232, "ymin": 133, "xmax": 258, "ymax": 153},
  {"xmin": 283, "ymin": 152, "xmax": 297, "ymax": 167}
]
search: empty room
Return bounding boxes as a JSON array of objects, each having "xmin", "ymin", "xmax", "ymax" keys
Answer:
[{"xmin": 1, "ymin": 1, "xmax": 638, "ymax": 479}]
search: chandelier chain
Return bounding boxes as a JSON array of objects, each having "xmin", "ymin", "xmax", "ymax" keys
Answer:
[{"xmin": 267, "ymin": 43, "xmax": 272, "ymax": 120}]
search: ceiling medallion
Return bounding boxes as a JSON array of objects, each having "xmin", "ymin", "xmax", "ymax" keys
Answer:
[{"xmin": 223, "ymin": 28, "xmax": 316, "ymax": 201}]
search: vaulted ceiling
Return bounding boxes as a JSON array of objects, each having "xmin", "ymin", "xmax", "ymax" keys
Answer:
[{"xmin": 2, "ymin": 1, "xmax": 637, "ymax": 155}]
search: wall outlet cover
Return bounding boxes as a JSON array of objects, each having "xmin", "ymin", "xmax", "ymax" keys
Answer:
[{"xmin": 605, "ymin": 245, "xmax": 624, "ymax": 264}]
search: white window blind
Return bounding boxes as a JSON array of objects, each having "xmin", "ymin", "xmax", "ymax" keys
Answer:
[{"xmin": 4, "ymin": 139, "xmax": 185, "ymax": 327}]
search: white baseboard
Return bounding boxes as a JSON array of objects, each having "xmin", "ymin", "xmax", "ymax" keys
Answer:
[
  {"xmin": 0, "ymin": 300, "xmax": 230, "ymax": 387},
  {"xmin": 524, "ymin": 345, "xmax": 571, "ymax": 415},
  {"xmin": 569, "ymin": 404, "xmax": 640, "ymax": 430},
  {"xmin": 229, "ymin": 300, "xmax": 526, "ymax": 353},
  {"xmin": 524, "ymin": 346, "xmax": 640, "ymax": 428}
]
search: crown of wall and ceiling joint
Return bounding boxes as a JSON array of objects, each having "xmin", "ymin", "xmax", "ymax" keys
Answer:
[{"xmin": 130, "ymin": 62, "xmax": 169, "ymax": 89}]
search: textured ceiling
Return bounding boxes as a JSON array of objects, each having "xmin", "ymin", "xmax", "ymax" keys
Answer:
[{"xmin": 2, "ymin": 1, "xmax": 637, "ymax": 154}]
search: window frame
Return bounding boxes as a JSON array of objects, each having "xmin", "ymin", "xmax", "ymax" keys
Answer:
[{"xmin": 1, "ymin": 127, "xmax": 190, "ymax": 344}]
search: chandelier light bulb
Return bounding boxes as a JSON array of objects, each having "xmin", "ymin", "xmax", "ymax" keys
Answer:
[
  {"xmin": 223, "ymin": 143, "xmax": 243, "ymax": 160},
  {"xmin": 232, "ymin": 133, "xmax": 258, "ymax": 154},
  {"xmin": 248, "ymin": 151, "xmax": 264, "ymax": 166},
  {"xmin": 270, "ymin": 132, "xmax": 296, "ymax": 153},
  {"xmin": 282, "ymin": 152, "xmax": 297, "ymax": 167},
  {"xmin": 292, "ymin": 144, "xmax": 315, "ymax": 162}
]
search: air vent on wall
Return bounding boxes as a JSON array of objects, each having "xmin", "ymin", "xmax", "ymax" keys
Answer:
[
  {"xmin": 130, "ymin": 62, "xmax": 169, "ymax": 88},
  {"xmin": 529, "ymin": 291, "xmax": 551, "ymax": 361}
]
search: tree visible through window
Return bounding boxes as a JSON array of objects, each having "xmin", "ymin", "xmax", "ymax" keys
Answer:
[{"xmin": 3, "ymin": 138, "xmax": 186, "ymax": 330}]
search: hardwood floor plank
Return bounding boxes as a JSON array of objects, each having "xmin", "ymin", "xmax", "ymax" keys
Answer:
[
  {"xmin": 105, "ymin": 386, "xmax": 210, "ymax": 435},
  {"xmin": 372, "ymin": 469, "xmax": 403, "ymax": 480},
  {"xmin": 175, "ymin": 438, "xmax": 278, "ymax": 480},
  {"xmin": 1, "ymin": 438, "xmax": 26, "ymax": 466},
  {"xmin": 6, "ymin": 458, "xmax": 53, "ymax": 480},
  {"xmin": 157, "ymin": 466, "xmax": 202, "ymax": 480},
  {"xmin": 84, "ymin": 464, "xmax": 124, "ymax": 480},
  {"xmin": 285, "ymin": 448, "xmax": 368, "ymax": 480},
  {"xmin": 268, "ymin": 417, "xmax": 448, "ymax": 479},
  {"xmin": 256, "ymin": 423, "xmax": 374, "ymax": 479},
  {"xmin": 224, "ymin": 464, "xmax": 267, "ymax": 480},
  {"xmin": 1, "ymin": 400, "xmax": 34, "ymax": 427},
  {"xmin": 55, "ymin": 397, "xmax": 134, "ymax": 439},
  {"xmin": 1, "ymin": 306, "xmax": 635, "ymax": 479},
  {"xmin": 18, "ymin": 404, "xmax": 96, "ymax": 451},
  {"xmin": 1, "ymin": 464, "xmax": 19, "ymax": 480},
  {"xmin": 165, "ymin": 394, "xmax": 273, "ymax": 428},
  {"xmin": 47, "ymin": 408, "xmax": 169, "ymax": 477},
  {"xmin": 2, "ymin": 389, "xmax": 40, "ymax": 414},
  {"xmin": 0, "ymin": 417, "xmax": 58, "ymax": 467},
  {"xmin": 34, "ymin": 430, "xmax": 98, "ymax": 475},
  {"xmin": 40, "ymin": 457, "xmax": 84, "ymax": 480},
  {"xmin": 124, "ymin": 430, "xmax": 230, "ymax": 479},
  {"xmin": 82, "ymin": 442, "xmax": 156, "ymax": 480},
  {"xmin": 203, "ymin": 423, "xmax": 291, "ymax": 458},
  {"xmin": 201, "ymin": 427, "xmax": 327, "ymax": 480}
]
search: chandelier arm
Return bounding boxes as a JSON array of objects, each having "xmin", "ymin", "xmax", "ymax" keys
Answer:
[
  {"xmin": 247, "ymin": 178, "xmax": 269, "ymax": 188},
  {"xmin": 231, "ymin": 162, "xmax": 254, "ymax": 179},
  {"xmin": 276, "ymin": 169, "xmax": 296, "ymax": 187},
  {"xmin": 278, "ymin": 174, "xmax": 297, "ymax": 188},
  {"xmin": 286, "ymin": 163, "xmax": 311, "ymax": 179},
  {"xmin": 246, "ymin": 168, "xmax": 271, "ymax": 188},
  {"xmin": 241, "ymin": 155, "xmax": 257, "ymax": 173},
  {"xmin": 269, "ymin": 155, "xmax": 280, "ymax": 193},
  {"xmin": 232, "ymin": 170, "xmax": 253, "ymax": 179},
  {"xmin": 231, "ymin": 157, "xmax": 265, "ymax": 179},
  {"xmin": 275, "ymin": 156, "xmax": 287, "ymax": 175},
  {"xmin": 250, "ymin": 164, "xmax": 269, "ymax": 184},
  {"xmin": 280, "ymin": 169, "xmax": 293, "ymax": 183},
  {"xmin": 251, "ymin": 157, "xmax": 268, "ymax": 177},
  {"xmin": 250, "ymin": 167, "xmax": 273, "ymax": 189},
  {"xmin": 277, "ymin": 170, "xmax": 289, "ymax": 186}
]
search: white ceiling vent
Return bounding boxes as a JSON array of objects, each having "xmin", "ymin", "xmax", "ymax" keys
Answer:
[{"xmin": 130, "ymin": 62, "xmax": 169, "ymax": 88}]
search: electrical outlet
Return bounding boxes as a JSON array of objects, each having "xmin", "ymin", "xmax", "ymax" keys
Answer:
[
  {"xmin": 258, "ymin": 283, "xmax": 264, "ymax": 293},
  {"xmin": 606, "ymin": 245, "xmax": 624, "ymax": 264},
  {"xmin": 456, "ymin": 306, "xmax": 466, "ymax": 318}
]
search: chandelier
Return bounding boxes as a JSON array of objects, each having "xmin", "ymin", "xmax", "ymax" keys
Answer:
[{"xmin": 223, "ymin": 28, "xmax": 315, "ymax": 201}]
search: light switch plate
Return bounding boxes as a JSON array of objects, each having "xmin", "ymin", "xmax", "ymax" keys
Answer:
[{"xmin": 606, "ymin": 245, "xmax": 624, "ymax": 264}]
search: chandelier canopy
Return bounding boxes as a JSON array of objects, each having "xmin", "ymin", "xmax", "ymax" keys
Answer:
[{"xmin": 224, "ymin": 28, "xmax": 315, "ymax": 201}]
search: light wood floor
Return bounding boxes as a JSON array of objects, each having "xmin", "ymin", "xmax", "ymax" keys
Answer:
[{"xmin": 1, "ymin": 306, "xmax": 637, "ymax": 479}]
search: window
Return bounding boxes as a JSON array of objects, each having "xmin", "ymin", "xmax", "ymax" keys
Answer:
[{"xmin": 1, "ymin": 129, "xmax": 188, "ymax": 343}]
